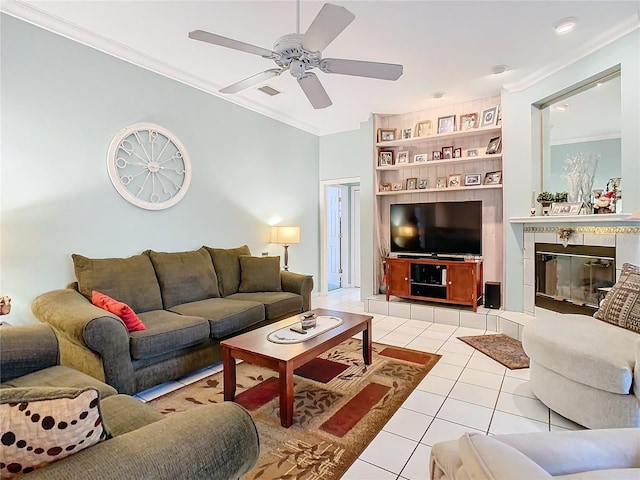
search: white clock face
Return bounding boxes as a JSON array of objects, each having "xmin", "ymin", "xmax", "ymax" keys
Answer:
[{"xmin": 107, "ymin": 123, "xmax": 192, "ymax": 210}]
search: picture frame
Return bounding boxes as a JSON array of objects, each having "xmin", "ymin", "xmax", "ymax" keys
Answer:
[
  {"xmin": 460, "ymin": 112, "xmax": 478, "ymax": 130},
  {"xmin": 480, "ymin": 105, "xmax": 499, "ymax": 128},
  {"xmin": 448, "ymin": 173, "xmax": 462, "ymax": 188},
  {"xmin": 418, "ymin": 178, "xmax": 428, "ymax": 189},
  {"xmin": 550, "ymin": 202, "xmax": 582, "ymax": 215},
  {"xmin": 486, "ymin": 136, "xmax": 502, "ymax": 155},
  {"xmin": 391, "ymin": 182, "xmax": 403, "ymax": 191},
  {"xmin": 406, "ymin": 177, "xmax": 418, "ymax": 190},
  {"xmin": 437, "ymin": 115, "xmax": 456, "ymax": 134},
  {"xmin": 441, "ymin": 146, "xmax": 454, "ymax": 159},
  {"xmin": 396, "ymin": 150, "xmax": 409, "ymax": 164},
  {"xmin": 467, "ymin": 149, "xmax": 478, "ymax": 157},
  {"xmin": 402, "ymin": 128, "xmax": 412, "ymax": 139},
  {"xmin": 414, "ymin": 154, "xmax": 427, "ymax": 164},
  {"xmin": 436, "ymin": 177, "xmax": 447, "ymax": 189},
  {"xmin": 464, "ymin": 174, "xmax": 482, "ymax": 186},
  {"xmin": 378, "ymin": 149, "xmax": 394, "ymax": 166},
  {"xmin": 484, "ymin": 170, "xmax": 502, "ymax": 185},
  {"xmin": 377, "ymin": 128, "xmax": 397, "ymax": 142},
  {"xmin": 453, "ymin": 147, "xmax": 462, "ymax": 158},
  {"xmin": 379, "ymin": 182, "xmax": 391, "ymax": 192},
  {"xmin": 432, "ymin": 151, "xmax": 441, "ymax": 161},
  {"xmin": 415, "ymin": 120, "xmax": 432, "ymax": 137}
]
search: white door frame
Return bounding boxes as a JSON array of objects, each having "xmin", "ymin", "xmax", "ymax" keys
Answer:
[
  {"xmin": 319, "ymin": 177, "xmax": 359, "ymax": 297},
  {"xmin": 350, "ymin": 186, "xmax": 361, "ymax": 288}
]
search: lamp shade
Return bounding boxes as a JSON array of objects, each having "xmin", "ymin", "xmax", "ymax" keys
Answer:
[{"xmin": 271, "ymin": 226, "xmax": 300, "ymax": 244}]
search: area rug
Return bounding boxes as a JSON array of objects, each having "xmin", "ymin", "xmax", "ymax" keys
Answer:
[
  {"xmin": 149, "ymin": 338, "xmax": 440, "ymax": 480},
  {"xmin": 457, "ymin": 334, "xmax": 529, "ymax": 369}
]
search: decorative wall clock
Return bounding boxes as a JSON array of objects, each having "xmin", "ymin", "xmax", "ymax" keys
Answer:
[{"xmin": 107, "ymin": 123, "xmax": 192, "ymax": 210}]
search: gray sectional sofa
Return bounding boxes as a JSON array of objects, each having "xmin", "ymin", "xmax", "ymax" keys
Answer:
[{"xmin": 32, "ymin": 245, "xmax": 313, "ymax": 395}]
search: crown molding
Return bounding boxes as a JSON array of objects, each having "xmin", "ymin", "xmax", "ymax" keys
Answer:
[
  {"xmin": 503, "ymin": 13, "xmax": 639, "ymax": 93},
  {"xmin": 0, "ymin": 0, "xmax": 323, "ymax": 136}
]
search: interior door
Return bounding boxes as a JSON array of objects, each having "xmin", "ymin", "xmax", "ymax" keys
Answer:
[
  {"xmin": 326, "ymin": 186, "xmax": 343, "ymax": 290},
  {"xmin": 351, "ymin": 187, "xmax": 361, "ymax": 287}
]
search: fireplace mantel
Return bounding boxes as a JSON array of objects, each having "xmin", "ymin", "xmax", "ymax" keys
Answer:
[{"xmin": 509, "ymin": 213, "xmax": 639, "ymax": 225}]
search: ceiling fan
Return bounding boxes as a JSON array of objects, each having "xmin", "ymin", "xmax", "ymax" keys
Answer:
[{"xmin": 188, "ymin": 2, "xmax": 403, "ymax": 109}]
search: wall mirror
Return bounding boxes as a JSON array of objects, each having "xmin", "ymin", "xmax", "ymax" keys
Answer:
[{"xmin": 538, "ymin": 68, "xmax": 621, "ymax": 207}]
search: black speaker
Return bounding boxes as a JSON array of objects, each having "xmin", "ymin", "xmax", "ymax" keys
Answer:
[{"xmin": 485, "ymin": 282, "xmax": 501, "ymax": 309}]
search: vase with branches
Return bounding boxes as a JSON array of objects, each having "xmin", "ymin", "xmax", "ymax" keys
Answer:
[{"xmin": 378, "ymin": 240, "xmax": 390, "ymax": 294}]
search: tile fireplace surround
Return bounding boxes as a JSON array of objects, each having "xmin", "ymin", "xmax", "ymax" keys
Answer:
[{"xmin": 366, "ymin": 214, "xmax": 640, "ymax": 341}]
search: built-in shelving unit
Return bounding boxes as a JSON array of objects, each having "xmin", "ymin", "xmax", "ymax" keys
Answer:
[
  {"xmin": 375, "ymin": 125, "xmax": 501, "ymax": 148},
  {"xmin": 377, "ymin": 184, "xmax": 502, "ymax": 196},
  {"xmin": 376, "ymin": 154, "xmax": 502, "ymax": 171}
]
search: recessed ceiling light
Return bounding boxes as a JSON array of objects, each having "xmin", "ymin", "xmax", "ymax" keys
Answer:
[
  {"xmin": 555, "ymin": 103, "xmax": 571, "ymax": 111},
  {"xmin": 431, "ymin": 91, "xmax": 445, "ymax": 99},
  {"xmin": 491, "ymin": 65, "xmax": 509, "ymax": 75},
  {"xmin": 554, "ymin": 17, "xmax": 577, "ymax": 35}
]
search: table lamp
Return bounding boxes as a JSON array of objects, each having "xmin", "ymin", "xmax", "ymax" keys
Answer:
[{"xmin": 271, "ymin": 226, "xmax": 300, "ymax": 271}]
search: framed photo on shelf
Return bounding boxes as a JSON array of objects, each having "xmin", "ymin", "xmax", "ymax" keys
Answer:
[
  {"xmin": 550, "ymin": 202, "xmax": 582, "ymax": 215},
  {"xmin": 377, "ymin": 128, "xmax": 397, "ymax": 142},
  {"xmin": 397, "ymin": 150, "xmax": 409, "ymax": 164},
  {"xmin": 436, "ymin": 177, "xmax": 447, "ymax": 188},
  {"xmin": 432, "ymin": 151, "xmax": 441, "ymax": 161},
  {"xmin": 453, "ymin": 147, "xmax": 462, "ymax": 158},
  {"xmin": 464, "ymin": 174, "xmax": 482, "ymax": 186},
  {"xmin": 441, "ymin": 146, "xmax": 454, "ymax": 159},
  {"xmin": 418, "ymin": 178, "xmax": 428, "ymax": 189},
  {"xmin": 379, "ymin": 182, "xmax": 391, "ymax": 192},
  {"xmin": 448, "ymin": 173, "xmax": 462, "ymax": 188},
  {"xmin": 378, "ymin": 149, "xmax": 394, "ymax": 166},
  {"xmin": 406, "ymin": 177, "xmax": 418, "ymax": 190},
  {"xmin": 414, "ymin": 153, "xmax": 427, "ymax": 164},
  {"xmin": 484, "ymin": 170, "xmax": 502, "ymax": 185},
  {"xmin": 415, "ymin": 120, "xmax": 432, "ymax": 137},
  {"xmin": 460, "ymin": 113, "xmax": 478, "ymax": 130},
  {"xmin": 402, "ymin": 128, "xmax": 412, "ymax": 139},
  {"xmin": 467, "ymin": 149, "xmax": 479, "ymax": 157},
  {"xmin": 437, "ymin": 115, "xmax": 456, "ymax": 134},
  {"xmin": 480, "ymin": 105, "xmax": 499, "ymax": 127},
  {"xmin": 486, "ymin": 136, "xmax": 502, "ymax": 155},
  {"xmin": 391, "ymin": 182, "xmax": 403, "ymax": 191}
]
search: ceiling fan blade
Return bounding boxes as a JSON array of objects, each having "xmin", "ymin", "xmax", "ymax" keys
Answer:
[
  {"xmin": 320, "ymin": 58, "xmax": 403, "ymax": 80},
  {"xmin": 188, "ymin": 30, "xmax": 277, "ymax": 58},
  {"xmin": 220, "ymin": 69, "xmax": 283, "ymax": 94},
  {"xmin": 302, "ymin": 3, "xmax": 355, "ymax": 52},
  {"xmin": 298, "ymin": 73, "xmax": 332, "ymax": 109}
]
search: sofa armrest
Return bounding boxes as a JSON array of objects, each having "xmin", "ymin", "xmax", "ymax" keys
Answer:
[
  {"xmin": 281, "ymin": 270, "xmax": 313, "ymax": 311},
  {"xmin": 0, "ymin": 324, "xmax": 59, "ymax": 382},
  {"xmin": 26, "ymin": 401, "xmax": 260, "ymax": 480},
  {"xmin": 32, "ymin": 289, "xmax": 136, "ymax": 394}
]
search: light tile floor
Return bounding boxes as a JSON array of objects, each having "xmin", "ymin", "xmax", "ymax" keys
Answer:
[{"xmin": 135, "ymin": 287, "xmax": 584, "ymax": 480}]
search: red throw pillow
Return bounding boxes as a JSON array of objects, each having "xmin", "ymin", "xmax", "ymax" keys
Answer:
[{"xmin": 91, "ymin": 291, "xmax": 146, "ymax": 331}]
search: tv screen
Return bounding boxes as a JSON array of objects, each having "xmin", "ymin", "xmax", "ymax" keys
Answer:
[{"xmin": 390, "ymin": 201, "xmax": 482, "ymax": 256}]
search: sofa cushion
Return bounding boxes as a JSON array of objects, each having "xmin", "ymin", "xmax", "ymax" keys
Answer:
[
  {"xmin": 0, "ymin": 387, "xmax": 109, "ymax": 478},
  {"xmin": 147, "ymin": 248, "xmax": 220, "ymax": 308},
  {"xmin": 227, "ymin": 292, "xmax": 302, "ymax": 320},
  {"xmin": 239, "ymin": 256, "xmax": 282, "ymax": 293},
  {"xmin": 91, "ymin": 291, "xmax": 146, "ymax": 331},
  {"xmin": 594, "ymin": 263, "xmax": 640, "ymax": 334},
  {"xmin": 522, "ymin": 314, "xmax": 637, "ymax": 394},
  {"xmin": 169, "ymin": 298, "xmax": 264, "ymax": 339},
  {"xmin": 130, "ymin": 311, "xmax": 210, "ymax": 360},
  {"xmin": 205, "ymin": 245, "xmax": 251, "ymax": 297},
  {"xmin": 72, "ymin": 253, "xmax": 163, "ymax": 313}
]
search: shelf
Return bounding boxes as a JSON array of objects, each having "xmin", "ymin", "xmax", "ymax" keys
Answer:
[
  {"xmin": 376, "ymin": 125, "xmax": 501, "ymax": 147},
  {"xmin": 376, "ymin": 154, "xmax": 501, "ymax": 171},
  {"xmin": 509, "ymin": 213, "xmax": 640, "ymax": 224},
  {"xmin": 377, "ymin": 184, "xmax": 502, "ymax": 196}
]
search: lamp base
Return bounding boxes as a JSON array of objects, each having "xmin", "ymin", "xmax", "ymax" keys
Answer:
[{"xmin": 283, "ymin": 244, "xmax": 290, "ymax": 271}]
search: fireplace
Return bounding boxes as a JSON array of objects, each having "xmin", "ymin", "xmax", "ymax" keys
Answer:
[{"xmin": 535, "ymin": 243, "xmax": 616, "ymax": 314}]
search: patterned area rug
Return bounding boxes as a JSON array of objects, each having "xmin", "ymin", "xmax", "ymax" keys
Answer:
[
  {"xmin": 457, "ymin": 334, "xmax": 530, "ymax": 369},
  {"xmin": 149, "ymin": 338, "xmax": 440, "ymax": 479}
]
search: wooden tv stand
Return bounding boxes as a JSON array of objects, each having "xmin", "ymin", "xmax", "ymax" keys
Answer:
[{"xmin": 385, "ymin": 257, "xmax": 483, "ymax": 311}]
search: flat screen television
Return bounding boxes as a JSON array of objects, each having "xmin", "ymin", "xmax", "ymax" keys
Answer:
[{"xmin": 390, "ymin": 201, "xmax": 482, "ymax": 256}]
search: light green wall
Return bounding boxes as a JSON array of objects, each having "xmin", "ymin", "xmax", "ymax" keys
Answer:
[
  {"xmin": 502, "ymin": 29, "xmax": 639, "ymax": 311},
  {"xmin": 0, "ymin": 14, "xmax": 320, "ymax": 323},
  {"xmin": 319, "ymin": 119, "xmax": 374, "ymax": 300}
]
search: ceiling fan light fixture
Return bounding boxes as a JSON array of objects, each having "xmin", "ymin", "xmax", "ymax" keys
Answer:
[
  {"xmin": 554, "ymin": 17, "xmax": 577, "ymax": 35},
  {"xmin": 431, "ymin": 91, "xmax": 445, "ymax": 99},
  {"xmin": 491, "ymin": 65, "xmax": 509, "ymax": 75}
]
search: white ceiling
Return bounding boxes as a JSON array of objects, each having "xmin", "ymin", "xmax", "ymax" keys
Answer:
[{"xmin": 3, "ymin": 1, "xmax": 639, "ymax": 136}]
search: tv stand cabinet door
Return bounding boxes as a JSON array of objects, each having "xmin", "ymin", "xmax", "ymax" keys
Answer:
[
  {"xmin": 386, "ymin": 259, "xmax": 410, "ymax": 299},
  {"xmin": 447, "ymin": 263, "xmax": 476, "ymax": 305}
]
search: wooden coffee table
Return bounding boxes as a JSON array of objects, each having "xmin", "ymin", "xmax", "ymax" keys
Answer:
[{"xmin": 221, "ymin": 308, "xmax": 373, "ymax": 427}]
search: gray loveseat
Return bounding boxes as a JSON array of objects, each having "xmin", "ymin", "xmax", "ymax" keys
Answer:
[
  {"xmin": 32, "ymin": 245, "xmax": 313, "ymax": 394},
  {"xmin": 0, "ymin": 324, "xmax": 259, "ymax": 479}
]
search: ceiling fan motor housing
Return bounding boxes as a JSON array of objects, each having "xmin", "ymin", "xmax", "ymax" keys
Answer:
[{"xmin": 273, "ymin": 34, "xmax": 320, "ymax": 71}]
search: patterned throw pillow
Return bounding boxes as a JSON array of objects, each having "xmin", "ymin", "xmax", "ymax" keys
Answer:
[
  {"xmin": 594, "ymin": 263, "xmax": 640, "ymax": 334},
  {"xmin": 0, "ymin": 387, "xmax": 109, "ymax": 478}
]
